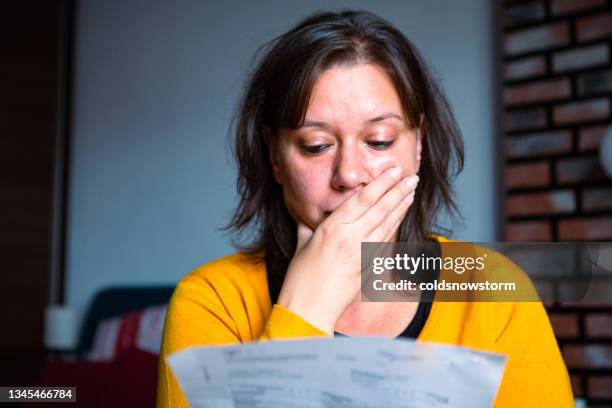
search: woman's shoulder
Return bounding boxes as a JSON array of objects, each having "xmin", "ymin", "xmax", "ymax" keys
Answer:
[
  {"xmin": 179, "ymin": 251, "xmax": 267, "ymax": 289},
  {"xmin": 433, "ymin": 236, "xmax": 551, "ymax": 341}
]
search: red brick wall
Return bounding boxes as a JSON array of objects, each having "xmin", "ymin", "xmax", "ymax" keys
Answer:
[{"xmin": 501, "ymin": 0, "xmax": 612, "ymax": 405}]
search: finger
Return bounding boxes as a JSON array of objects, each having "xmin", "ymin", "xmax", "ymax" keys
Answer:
[
  {"xmin": 368, "ymin": 189, "xmax": 415, "ymax": 242},
  {"xmin": 328, "ymin": 165, "xmax": 404, "ymax": 224},
  {"xmin": 357, "ymin": 174, "xmax": 418, "ymax": 237},
  {"xmin": 296, "ymin": 220, "xmax": 314, "ymax": 253}
]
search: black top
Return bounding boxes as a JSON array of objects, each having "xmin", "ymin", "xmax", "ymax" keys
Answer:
[{"xmin": 267, "ymin": 240, "xmax": 441, "ymax": 339}]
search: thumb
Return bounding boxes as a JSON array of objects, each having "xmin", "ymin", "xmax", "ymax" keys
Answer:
[{"xmin": 296, "ymin": 220, "xmax": 314, "ymax": 253}]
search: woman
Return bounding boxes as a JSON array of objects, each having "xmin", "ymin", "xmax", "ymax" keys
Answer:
[{"xmin": 158, "ymin": 10, "xmax": 573, "ymax": 407}]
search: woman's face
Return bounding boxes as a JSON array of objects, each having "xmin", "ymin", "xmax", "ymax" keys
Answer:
[{"xmin": 269, "ymin": 63, "xmax": 422, "ymax": 230}]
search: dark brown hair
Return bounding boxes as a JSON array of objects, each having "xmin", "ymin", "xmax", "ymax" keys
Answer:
[{"xmin": 224, "ymin": 10, "xmax": 464, "ymax": 301}]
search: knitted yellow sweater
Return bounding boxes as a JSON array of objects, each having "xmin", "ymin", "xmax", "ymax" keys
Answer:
[{"xmin": 157, "ymin": 237, "xmax": 574, "ymax": 407}]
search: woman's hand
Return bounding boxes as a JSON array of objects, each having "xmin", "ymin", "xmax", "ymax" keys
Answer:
[{"xmin": 276, "ymin": 166, "xmax": 419, "ymax": 334}]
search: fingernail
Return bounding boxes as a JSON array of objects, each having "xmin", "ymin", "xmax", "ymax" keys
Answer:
[
  {"xmin": 389, "ymin": 166, "xmax": 401, "ymax": 179},
  {"xmin": 404, "ymin": 175, "xmax": 419, "ymax": 188}
]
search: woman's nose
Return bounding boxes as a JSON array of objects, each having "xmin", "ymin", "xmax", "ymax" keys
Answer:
[{"xmin": 330, "ymin": 144, "xmax": 371, "ymax": 191}]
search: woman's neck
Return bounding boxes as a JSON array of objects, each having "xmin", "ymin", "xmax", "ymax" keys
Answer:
[{"xmin": 334, "ymin": 294, "xmax": 419, "ymax": 336}]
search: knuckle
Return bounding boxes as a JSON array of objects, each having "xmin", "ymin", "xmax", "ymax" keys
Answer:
[
  {"xmin": 318, "ymin": 221, "xmax": 338, "ymax": 238},
  {"xmin": 356, "ymin": 190, "xmax": 376, "ymax": 207},
  {"xmin": 337, "ymin": 237, "xmax": 353, "ymax": 252}
]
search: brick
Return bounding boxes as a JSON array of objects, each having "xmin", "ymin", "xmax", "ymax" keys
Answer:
[
  {"xmin": 559, "ymin": 217, "xmax": 612, "ymax": 240},
  {"xmin": 580, "ymin": 282, "xmax": 612, "ymax": 305},
  {"xmin": 560, "ymin": 299, "xmax": 612, "ymax": 308},
  {"xmin": 553, "ymin": 98, "xmax": 610, "ymax": 125},
  {"xmin": 516, "ymin": 245, "xmax": 578, "ymax": 277},
  {"xmin": 577, "ymin": 69, "xmax": 612, "ymax": 96},
  {"xmin": 559, "ymin": 279, "xmax": 594, "ymax": 303},
  {"xmin": 586, "ymin": 314, "xmax": 612, "ymax": 337},
  {"xmin": 505, "ymin": 78, "xmax": 571, "ymax": 106},
  {"xmin": 563, "ymin": 344, "xmax": 612, "ymax": 368},
  {"xmin": 505, "ymin": 161, "xmax": 550, "ymax": 188},
  {"xmin": 505, "ymin": 56, "xmax": 546, "ymax": 81},
  {"xmin": 577, "ymin": 13, "xmax": 612, "ymax": 42},
  {"xmin": 506, "ymin": 190, "xmax": 575, "ymax": 217},
  {"xmin": 505, "ymin": 23, "xmax": 570, "ymax": 56},
  {"xmin": 535, "ymin": 282, "xmax": 556, "ymax": 300},
  {"xmin": 506, "ymin": 221, "xmax": 552, "ymax": 241},
  {"xmin": 592, "ymin": 245, "xmax": 612, "ymax": 275},
  {"xmin": 579, "ymin": 125, "xmax": 610, "ymax": 151},
  {"xmin": 570, "ymin": 374, "xmax": 583, "ymax": 397},
  {"xmin": 552, "ymin": 44, "xmax": 609, "ymax": 73},
  {"xmin": 504, "ymin": 2, "xmax": 546, "ymax": 27},
  {"xmin": 548, "ymin": 313, "xmax": 579, "ymax": 337},
  {"xmin": 505, "ymin": 107, "xmax": 547, "ymax": 131},
  {"xmin": 583, "ymin": 187, "xmax": 612, "ymax": 211},
  {"xmin": 505, "ymin": 130, "xmax": 572, "ymax": 158},
  {"xmin": 494, "ymin": 245, "xmax": 575, "ymax": 280},
  {"xmin": 556, "ymin": 156, "xmax": 607, "ymax": 184},
  {"xmin": 589, "ymin": 376, "xmax": 612, "ymax": 399},
  {"xmin": 551, "ymin": 0, "xmax": 606, "ymax": 15}
]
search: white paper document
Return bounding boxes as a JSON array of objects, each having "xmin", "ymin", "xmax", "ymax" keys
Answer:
[{"xmin": 168, "ymin": 337, "xmax": 506, "ymax": 408}]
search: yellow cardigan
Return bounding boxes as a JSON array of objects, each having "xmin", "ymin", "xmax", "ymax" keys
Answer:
[{"xmin": 157, "ymin": 237, "xmax": 574, "ymax": 407}]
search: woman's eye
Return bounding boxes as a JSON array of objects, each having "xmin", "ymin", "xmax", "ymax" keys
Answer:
[
  {"xmin": 367, "ymin": 140, "xmax": 395, "ymax": 150},
  {"xmin": 302, "ymin": 145, "xmax": 330, "ymax": 154}
]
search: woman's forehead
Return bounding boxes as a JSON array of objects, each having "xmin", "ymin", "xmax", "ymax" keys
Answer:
[
  {"xmin": 301, "ymin": 64, "xmax": 405, "ymax": 128},
  {"xmin": 309, "ymin": 64, "xmax": 401, "ymax": 109}
]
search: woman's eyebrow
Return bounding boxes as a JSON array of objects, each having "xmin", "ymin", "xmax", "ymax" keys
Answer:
[
  {"xmin": 300, "ymin": 113, "xmax": 403, "ymax": 129},
  {"xmin": 367, "ymin": 113, "xmax": 403, "ymax": 124},
  {"xmin": 301, "ymin": 120, "xmax": 330, "ymax": 129}
]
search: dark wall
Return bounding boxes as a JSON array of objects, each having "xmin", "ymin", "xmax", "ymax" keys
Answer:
[{"xmin": 0, "ymin": 2, "xmax": 62, "ymax": 385}]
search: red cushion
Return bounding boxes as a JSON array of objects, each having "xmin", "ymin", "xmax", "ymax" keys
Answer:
[
  {"xmin": 88, "ymin": 304, "xmax": 166, "ymax": 362},
  {"xmin": 98, "ymin": 348, "xmax": 159, "ymax": 407},
  {"xmin": 30, "ymin": 349, "xmax": 159, "ymax": 407},
  {"xmin": 28, "ymin": 360, "xmax": 114, "ymax": 407}
]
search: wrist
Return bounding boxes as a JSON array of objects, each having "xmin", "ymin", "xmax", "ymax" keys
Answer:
[{"xmin": 276, "ymin": 296, "xmax": 336, "ymax": 334}]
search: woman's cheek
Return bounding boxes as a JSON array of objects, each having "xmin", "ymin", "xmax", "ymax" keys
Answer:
[
  {"xmin": 284, "ymin": 164, "xmax": 329, "ymax": 223},
  {"xmin": 294, "ymin": 167, "xmax": 328, "ymax": 205},
  {"xmin": 369, "ymin": 156, "xmax": 405, "ymax": 179},
  {"xmin": 378, "ymin": 138, "xmax": 420, "ymax": 177}
]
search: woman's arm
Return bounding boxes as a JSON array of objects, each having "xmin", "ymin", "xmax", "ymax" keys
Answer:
[{"xmin": 157, "ymin": 269, "xmax": 328, "ymax": 408}]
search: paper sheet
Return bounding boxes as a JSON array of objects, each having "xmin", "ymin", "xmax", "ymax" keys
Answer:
[{"xmin": 167, "ymin": 337, "xmax": 506, "ymax": 408}]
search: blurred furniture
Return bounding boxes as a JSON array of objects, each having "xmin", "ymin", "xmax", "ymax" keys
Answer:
[
  {"xmin": 31, "ymin": 285, "xmax": 175, "ymax": 408},
  {"xmin": 77, "ymin": 286, "xmax": 174, "ymax": 357}
]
